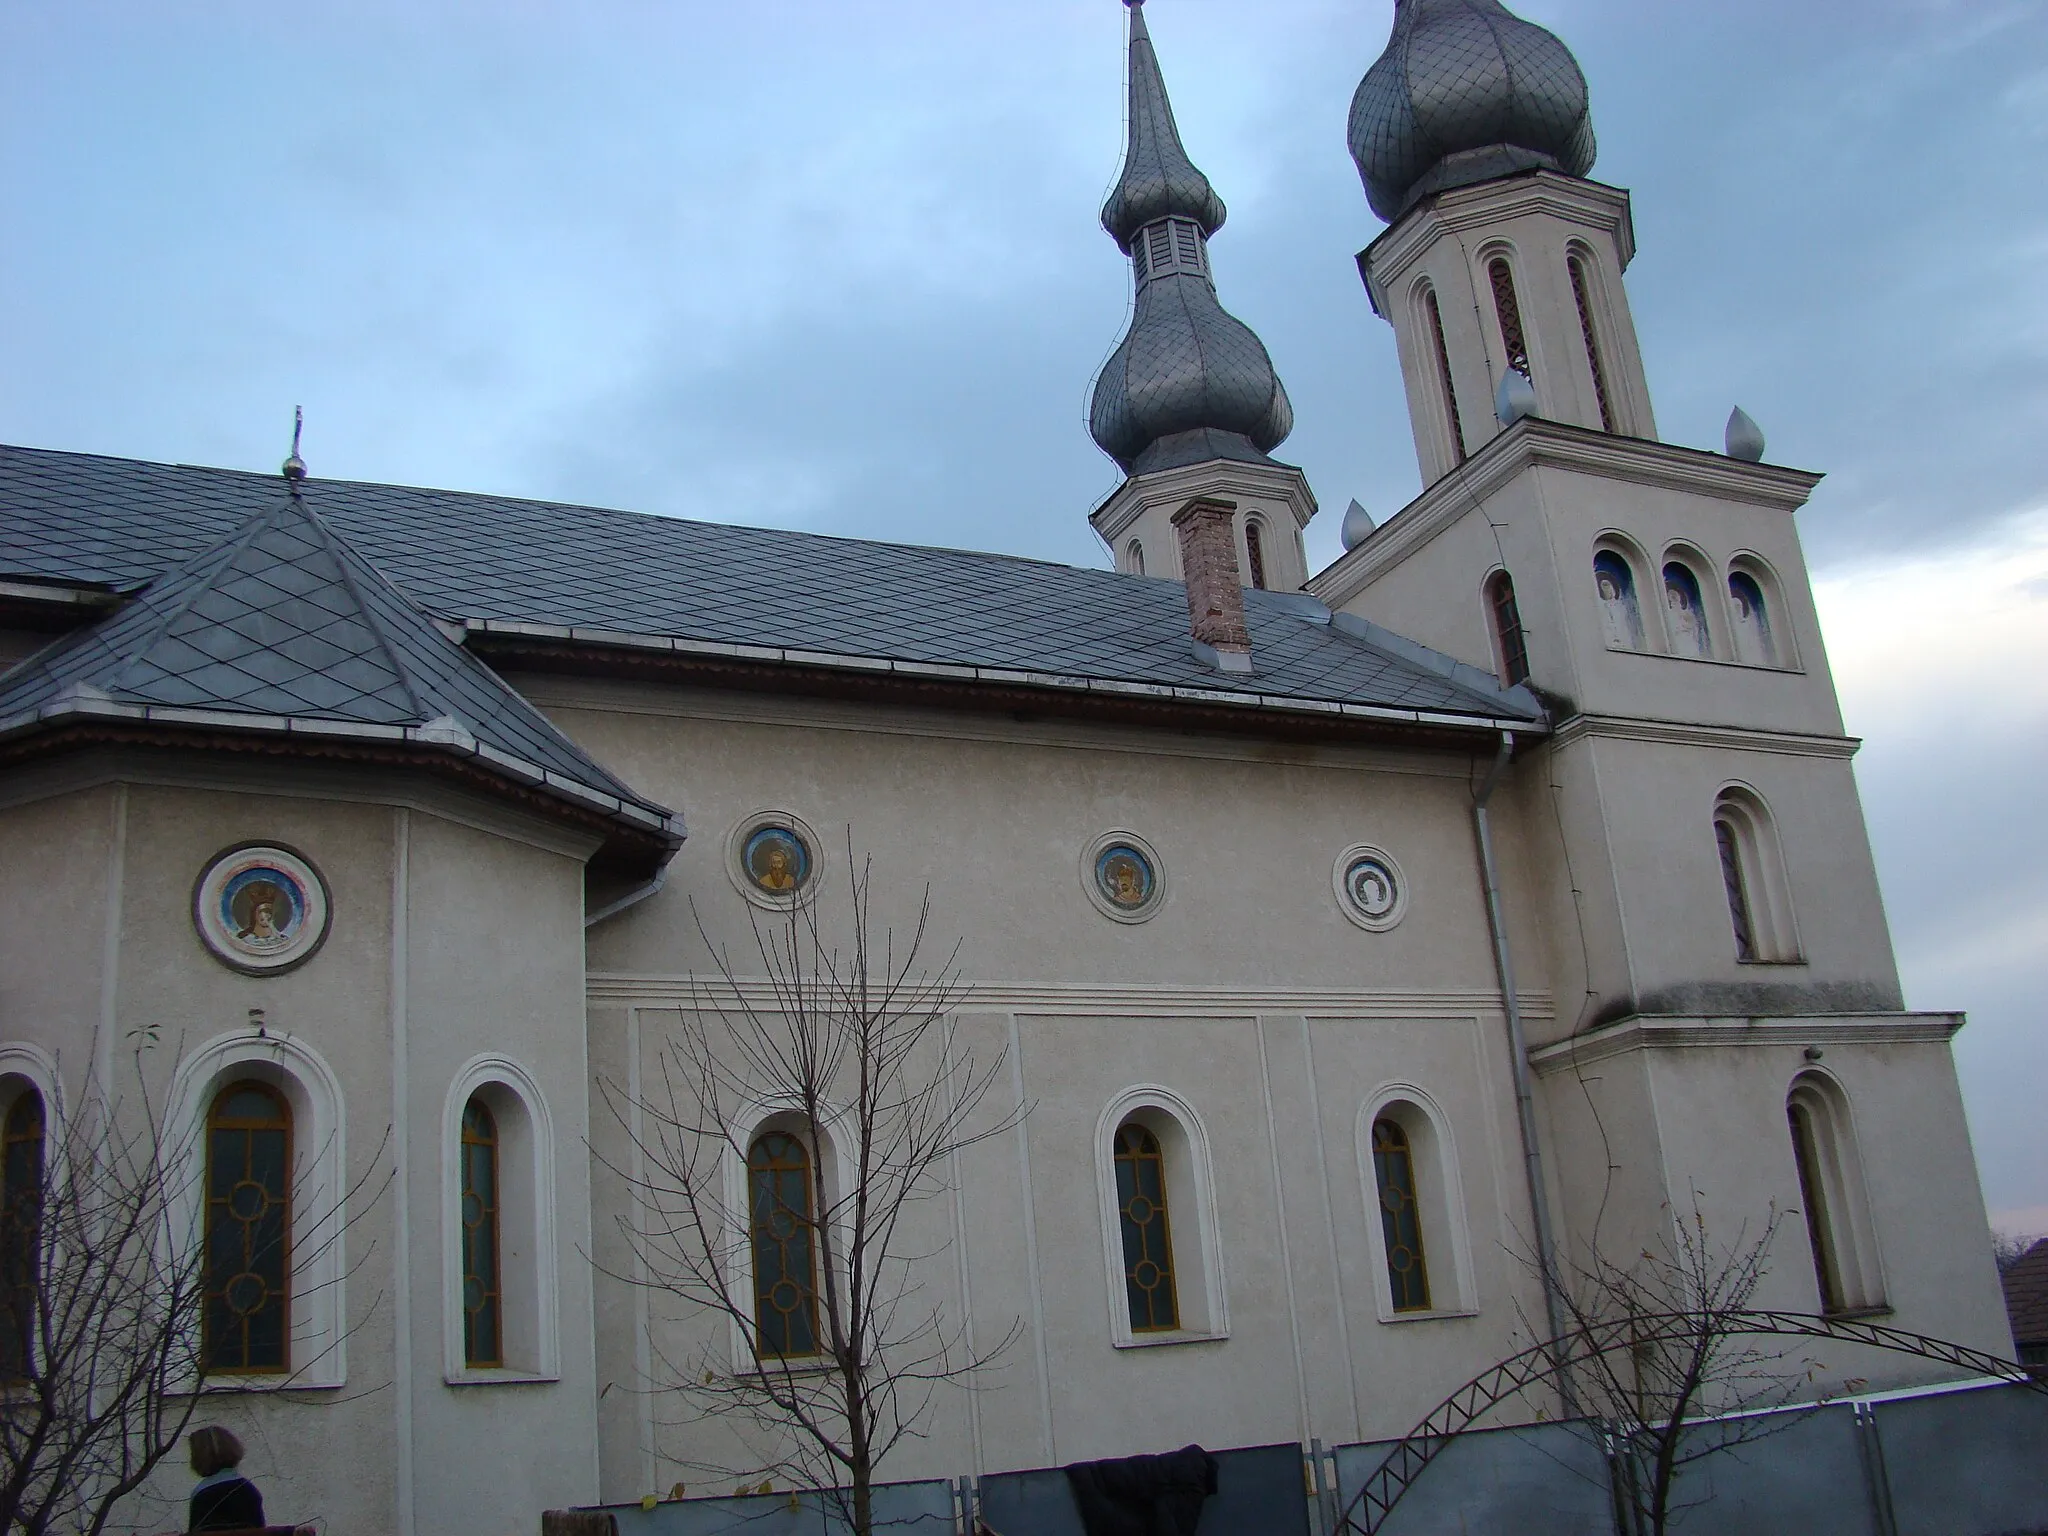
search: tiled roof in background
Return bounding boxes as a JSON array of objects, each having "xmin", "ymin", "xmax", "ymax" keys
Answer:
[
  {"xmin": 2006, "ymin": 1239, "xmax": 2048, "ymax": 1347},
  {"xmin": 0, "ymin": 444, "xmax": 1540, "ymax": 726}
]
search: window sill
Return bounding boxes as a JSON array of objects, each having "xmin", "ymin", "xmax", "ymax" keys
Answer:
[
  {"xmin": 1823, "ymin": 1304, "xmax": 1892, "ymax": 1322},
  {"xmin": 1735, "ymin": 956, "xmax": 1807, "ymax": 968},
  {"xmin": 1111, "ymin": 1328, "xmax": 1229, "ymax": 1350},
  {"xmin": 444, "ymin": 1367, "xmax": 560, "ymax": 1387},
  {"xmin": 187, "ymin": 1371, "xmax": 346, "ymax": 1393},
  {"xmin": 1378, "ymin": 1306, "xmax": 1479, "ymax": 1326},
  {"xmin": 732, "ymin": 1358, "xmax": 839, "ymax": 1380}
]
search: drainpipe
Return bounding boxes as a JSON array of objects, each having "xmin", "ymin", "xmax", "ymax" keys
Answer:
[{"xmin": 1472, "ymin": 730, "xmax": 1575, "ymax": 1410}]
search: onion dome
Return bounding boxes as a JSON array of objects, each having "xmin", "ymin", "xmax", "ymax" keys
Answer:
[
  {"xmin": 1348, "ymin": 0, "xmax": 1596, "ymax": 224},
  {"xmin": 1089, "ymin": 1, "xmax": 1292, "ymax": 476}
]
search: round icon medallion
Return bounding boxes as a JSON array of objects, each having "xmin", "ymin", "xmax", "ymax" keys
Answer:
[
  {"xmin": 741, "ymin": 825, "xmax": 813, "ymax": 897},
  {"xmin": 1082, "ymin": 831, "xmax": 1165, "ymax": 923},
  {"xmin": 192, "ymin": 843, "xmax": 332, "ymax": 975},
  {"xmin": 1333, "ymin": 843, "xmax": 1407, "ymax": 932}
]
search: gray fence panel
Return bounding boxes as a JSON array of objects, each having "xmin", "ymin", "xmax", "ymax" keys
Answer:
[
  {"xmin": 978, "ymin": 1444, "xmax": 1309, "ymax": 1536},
  {"xmin": 1657, "ymin": 1403, "xmax": 1874, "ymax": 1536},
  {"xmin": 599, "ymin": 1479, "xmax": 955, "ymax": 1536},
  {"xmin": 1332, "ymin": 1420, "xmax": 1614, "ymax": 1536},
  {"xmin": 1873, "ymin": 1384, "xmax": 2048, "ymax": 1536}
]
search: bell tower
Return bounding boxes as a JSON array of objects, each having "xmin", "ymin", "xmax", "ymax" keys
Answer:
[{"xmin": 1349, "ymin": 0, "xmax": 1657, "ymax": 482}]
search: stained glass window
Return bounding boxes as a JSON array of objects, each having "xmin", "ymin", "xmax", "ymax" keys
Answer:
[
  {"xmin": 204, "ymin": 1081, "xmax": 291, "ymax": 1373},
  {"xmin": 1372, "ymin": 1118, "xmax": 1432, "ymax": 1312},
  {"xmin": 461, "ymin": 1097, "xmax": 503, "ymax": 1367},
  {"xmin": 1488, "ymin": 571, "xmax": 1530, "ymax": 686},
  {"xmin": 748, "ymin": 1132, "xmax": 819, "ymax": 1357},
  {"xmin": 1, "ymin": 1088, "xmax": 44, "ymax": 1382},
  {"xmin": 1114, "ymin": 1123, "xmax": 1179, "ymax": 1332}
]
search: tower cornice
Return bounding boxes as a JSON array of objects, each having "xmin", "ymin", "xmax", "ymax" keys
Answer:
[
  {"xmin": 1358, "ymin": 170, "xmax": 1637, "ymax": 317},
  {"xmin": 1306, "ymin": 418, "xmax": 1823, "ymax": 610}
]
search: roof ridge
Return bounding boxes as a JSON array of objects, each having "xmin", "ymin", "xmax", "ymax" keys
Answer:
[{"xmin": 294, "ymin": 494, "xmax": 432, "ymax": 724}]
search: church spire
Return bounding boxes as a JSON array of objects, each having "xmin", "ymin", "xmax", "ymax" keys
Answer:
[
  {"xmin": 1089, "ymin": 0, "xmax": 1292, "ymax": 479},
  {"xmin": 1099, "ymin": 0, "xmax": 1226, "ymax": 254}
]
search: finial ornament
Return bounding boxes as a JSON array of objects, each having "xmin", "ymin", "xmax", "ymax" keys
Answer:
[
  {"xmin": 1494, "ymin": 370, "xmax": 1538, "ymax": 427},
  {"xmin": 282, "ymin": 406, "xmax": 307, "ymax": 482},
  {"xmin": 1725, "ymin": 406, "xmax": 1766, "ymax": 462},
  {"xmin": 1341, "ymin": 499, "xmax": 1377, "ymax": 551}
]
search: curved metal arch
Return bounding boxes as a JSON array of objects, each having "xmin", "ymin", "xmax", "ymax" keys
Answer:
[{"xmin": 1339, "ymin": 1309, "xmax": 2043, "ymax": 1535}]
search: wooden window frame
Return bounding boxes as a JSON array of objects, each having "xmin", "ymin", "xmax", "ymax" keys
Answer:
[
  {"xmin": 1421, "ymin": 285, "xmax": 1466, "ymax": 463},
  {"xmin": 1567, "ymin": 251, "xmax": 1616, "ymax": 432},
  {"xmin": 1486, "ymin": 570, "xmax": 1530, "ymax": 686}
]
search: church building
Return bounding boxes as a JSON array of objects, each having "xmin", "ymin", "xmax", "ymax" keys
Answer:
[{"xmin": 0, "ymin": 1, "xmax": 2014, "ymax": 1530}]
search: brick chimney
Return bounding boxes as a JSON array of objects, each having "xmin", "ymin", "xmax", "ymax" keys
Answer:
[{"xmin": 1171, "ymin": 496, "xmax": 1253, "ymax": 673}]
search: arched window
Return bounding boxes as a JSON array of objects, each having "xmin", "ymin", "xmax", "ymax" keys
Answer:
[
  {"xmin": 1371, "ymin": 1118, "xmax": 1431, "ymax": 1313},
  {"xmin": 1786, "ymin": 1074, "xmax": 1884, "ymax": 1314},
  {"xmin": 1094, "ymin": 1090, "xmax": 1225, "ymax": 1345},
  {"xmin": 748, "ymin": 1131, "xmax": 820, "ymax": 1357},
  {"xmin": 204, "ymin": 1081, "xmax": 292, "ymax": 1374},
  {"xmin": 1568, "ymin": 253, "xmax": 1615, "ymax": 432},
  {"xmin": 1422, "ymin": 285, "xmax": 1466, "ymax": 463},
  {"xmin": 1127, "ymin": 539, "xmax": 1144, "ymax": 576},
  {"xmin": 1113, "ymin": 1122, "xmax": 1179, "ymax": 1332},
  {"xmin": 1594, "ymin": 550, "xmax": 1645, "ymax": 650},
  {"xmin": 460, "ymin": 1097, "xmax": 502, "ymax": 1368},
  {"xmin": 1, "ymin": 1086, "xmax": 44, "ymax": 1382},
  {"xmin": 1662, "ymin": 561, "xmax": 1712, "ymax": 657},
  {"xmin": 1486, "ymin": 571, "xmax": 1530, "ymax": 686},
  {"xmin": 1245, "ymin": 521, "xmax": 1268, "ymax": 591},
  {"xmin": 1728, "ymin": 570, "xmax": 1777, "ymax": 666},
  {"xmin": 1488, "ymin": 257, "xmax": 1529, "ymax": 379},
  {"xmin": 1713, "ymin": 788, "xmax": 1799, "ymax": 963}
]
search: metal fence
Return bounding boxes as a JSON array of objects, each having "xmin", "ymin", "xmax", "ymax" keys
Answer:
[{"xmin": 560, "ymin": 1379, "xmax": 2048, "ymax": 1536}]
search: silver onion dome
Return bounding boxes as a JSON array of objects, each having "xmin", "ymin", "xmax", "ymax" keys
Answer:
[
  {"xmin": 1099, "ymin": 0, "xmax": 1226, "ymax": 253},
  {"xmin": 1089, "ymin": 1, "xmax": 1293, "ymax": 476},
  {"xmin": 1348, "ymin": 0, "xmax": 1596, "ymax": 224}
]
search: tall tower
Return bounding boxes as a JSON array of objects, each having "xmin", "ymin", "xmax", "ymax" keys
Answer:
[
  {"xmin": 1087, "ymin": 0, "xmax": 1316, "ymax": 592},
  {"xmin": 1306, "ymin": 0, "xmax": 1985, "ymax": 1331},
  {"xmin": 1349, "ymin": 0, "xmax": 1656, "ymax": 482}
]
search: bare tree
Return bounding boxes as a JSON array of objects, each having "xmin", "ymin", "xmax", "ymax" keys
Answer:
[
  {"xmin": 0, "ymin": 1039, "xmax": 387, "ymax": 1536},
  {"xmin": 1546, "ymin": 1198, "xmax": 1829, "ymax": 1536},
  {"xmin": 596, "ymin": 838, "xmax": 1024, "ymax": 1536},
  {"xmin": 1992, "ymin": 1227, "xmax": 2041, "ymax": 1276}
]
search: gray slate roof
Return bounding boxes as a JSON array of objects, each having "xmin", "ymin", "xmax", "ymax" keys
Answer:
[
  {"xmin": 0, "ymin": 444, "xmax": 1540, "ymax": 727},
  {"xmin": 0, "ymin": 468, "xmax": 677, "ymax": 840}
]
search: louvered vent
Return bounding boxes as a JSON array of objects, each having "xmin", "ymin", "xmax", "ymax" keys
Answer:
[{"xmin": 1135, "ymin": 218, "xmax": 1210, "ymax": 286}]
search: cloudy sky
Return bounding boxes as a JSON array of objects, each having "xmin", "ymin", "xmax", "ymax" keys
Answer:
[{"xmin": 3, "ymin": 1, "xmax": 2044, "ymax": 1232}]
